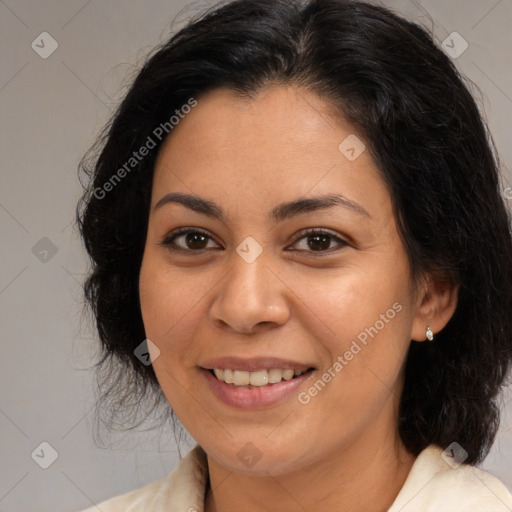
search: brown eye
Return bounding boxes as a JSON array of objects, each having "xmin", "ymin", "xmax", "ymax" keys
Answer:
[
  {"xmin": 306, "ymin": 233, "xmax": 331, "ymax": 251},
  {"xmin": 181, "ymin": 231, "xmax": 209, "ymax": 250},
  {"xmin": 160, "ymin": 228, "xmax": 221, "ymax": 252},
  {"xmin": 291, "ymin": 229, "xmax": 349, "ymax": 254}
]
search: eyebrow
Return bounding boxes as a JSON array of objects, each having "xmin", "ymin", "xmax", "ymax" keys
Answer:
[{"xmin": 153, "ymin": 192, "xmax": 371, "ymax": 221}]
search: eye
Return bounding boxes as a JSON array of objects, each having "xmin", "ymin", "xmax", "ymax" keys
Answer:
[
  {"xmin": 159, "ymin": 227, "xmax": 350, "ymax": 255},
  {"xmin": 289, "ymin": 228, "xmax": 350, "ymax": 255},
  {"xmin": 159, "ymin": 228, "xmax": 221, "ymax": 252}
]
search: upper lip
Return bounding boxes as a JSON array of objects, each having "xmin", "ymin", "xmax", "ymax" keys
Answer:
[{"xmin": 200, "ymin": 356, "xmax": 315, "ymax": 372}]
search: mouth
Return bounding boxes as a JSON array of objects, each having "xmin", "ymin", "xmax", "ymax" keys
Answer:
[
  {"xmin": 199, "ymin": 356, "xmax": 317, "ymax": 408},
  {"xmin": 208, "ymin": 367, "xmax": 315, "ymax": 388}
]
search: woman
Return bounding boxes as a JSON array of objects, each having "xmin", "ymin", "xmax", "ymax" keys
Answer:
[{"xmin": 77, "ymin": 0, "xmax": 512, "ymax": 510}]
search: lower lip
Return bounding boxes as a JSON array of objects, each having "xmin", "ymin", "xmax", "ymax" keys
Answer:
[{"xmin": 200, "ymin": 368, "xmax": 314, "ymax": 409}]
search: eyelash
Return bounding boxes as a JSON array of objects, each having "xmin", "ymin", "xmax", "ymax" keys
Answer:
[{"xmin": 159, "ymin": 227, "xmax": 350, "ymax": 256}]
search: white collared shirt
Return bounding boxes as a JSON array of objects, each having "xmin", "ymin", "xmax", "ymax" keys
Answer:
[{"xmin": 80, "ymin": 444, "xmax": 512, "ymax": 511}]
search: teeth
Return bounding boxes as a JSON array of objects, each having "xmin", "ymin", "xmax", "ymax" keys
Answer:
[
  {"xmin": 268, "ymin": 368, "xmax": 283, "ymax": 384},
  {"xmin": 233, "ymin": 370, "xmax": 250, "ymax": 386},
  {"xmin": 211, "ymin": 368, "xmax": 309, "ymax": 387},
  {"xmin": 249, "ymin": 370, "xmax": 268, "ymax": 386},
  {"xmin": 282, "ymin": 369, "xmax": 294, "ymax": 380}
]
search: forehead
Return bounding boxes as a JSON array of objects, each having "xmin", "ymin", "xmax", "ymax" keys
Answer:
[{"xmin": 151, "ymin": 85, "xmax": 391, "ymax": 222}]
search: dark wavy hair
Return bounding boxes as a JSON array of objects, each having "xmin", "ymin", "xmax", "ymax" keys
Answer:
[{"xmin": 76, "ymin": 0, "xmax": 512, "ymax": 463}]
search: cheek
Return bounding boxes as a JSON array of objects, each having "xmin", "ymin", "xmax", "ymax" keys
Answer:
[
  {"xmin": 139, "ymin": 254, "xmax": 194, "ymax": 352},
  {"xmin": 297, "ymin": 257, "xmax": 413, "ymax": 403},
  {"xmin": 138, "ymin": 255, "xmax": 199, "ymax": 408},
  {"xmin": 297, "ymin": 269, "xmax": 411, "ymax": 418},
  {"xmin": 138, "ymin": 249, "xmax": 223, "ymax": 376},
  {"xmin": 299, "ymin": 264, "xmax": 408, "ymax": 346}
]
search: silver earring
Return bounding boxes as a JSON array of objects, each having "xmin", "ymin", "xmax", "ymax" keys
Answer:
[{"xmin": 426, "ymin": 325, "xmax": 434, "ymax": 341}]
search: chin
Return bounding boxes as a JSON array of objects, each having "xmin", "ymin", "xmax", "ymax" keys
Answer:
[{"xmin": 203, "ymin": 436, "xmax": 316, "ymax": 477}]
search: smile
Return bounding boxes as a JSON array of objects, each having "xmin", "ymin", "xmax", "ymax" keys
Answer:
[
  {"xmin": 211, "ymin": 368, "xmax": 311, "ymax": 387},
  {"xmin": 201, "ymin": 366, "xmax": 316, "ymax": 409}
]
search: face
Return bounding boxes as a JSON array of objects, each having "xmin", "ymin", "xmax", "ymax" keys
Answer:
[{"xmin": 139, "ymin": 85, "xmax": 421, "ymax": 476}]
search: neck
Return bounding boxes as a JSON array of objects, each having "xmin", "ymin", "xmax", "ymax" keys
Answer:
[{"xmin": 204, "ymin": 423, "xmax": 416, "ymax": 512}]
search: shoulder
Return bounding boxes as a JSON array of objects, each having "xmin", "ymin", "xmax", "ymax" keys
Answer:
[
  {"xmin": 389, "ymin": 445, "xmax": 512, "ymax": 512},
  {"xmin": 78, "ymin": 445, "xmax": 208, "ymax": 512}
]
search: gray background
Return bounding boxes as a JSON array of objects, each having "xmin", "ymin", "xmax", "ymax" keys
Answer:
[{"xmin": 1, "ymin": 1, "xmax": 511, "ymax": 511}]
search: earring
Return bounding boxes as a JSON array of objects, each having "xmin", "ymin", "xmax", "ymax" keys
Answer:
[{"xmin": 426, "ymin": 325, "xmax": 434, "ymax": 341}]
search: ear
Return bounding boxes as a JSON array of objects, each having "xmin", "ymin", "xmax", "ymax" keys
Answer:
[{"xmin": 410, "ymin": 273, "xmax": 459, "ymax": 342}]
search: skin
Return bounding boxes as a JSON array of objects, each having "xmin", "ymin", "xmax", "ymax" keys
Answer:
[{"xmin": 138, "ymin": 85, "xmax": 458, "ymax": 512}]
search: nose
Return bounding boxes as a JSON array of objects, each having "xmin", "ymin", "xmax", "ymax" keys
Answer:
[{"xmin": 209, "ymin": 249, "xmax": 290, "ymax": 335}]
